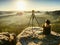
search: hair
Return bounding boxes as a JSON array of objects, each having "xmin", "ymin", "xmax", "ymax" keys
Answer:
[{"xmin": 45, "ymin": 19, "xmax": 51, "ymax": 25}]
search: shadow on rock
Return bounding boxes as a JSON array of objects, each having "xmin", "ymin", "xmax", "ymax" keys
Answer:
[{"xmin": 17, "ymin": 34, "xmax": 60, "ymax": 45}]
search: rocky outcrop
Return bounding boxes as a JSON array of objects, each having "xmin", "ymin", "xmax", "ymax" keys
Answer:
[
  {"xmin": 0, "ymin": 32, "xmax": 16, "ymax": 45},
  {"xmin": 16, "ymin": 27, "xmax": 60, "ymax": 45}
]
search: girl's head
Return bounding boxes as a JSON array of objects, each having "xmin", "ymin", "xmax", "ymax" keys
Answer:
[{"xmin": 45, "ymin": 19, "xmax": 51, "ymax": 25}]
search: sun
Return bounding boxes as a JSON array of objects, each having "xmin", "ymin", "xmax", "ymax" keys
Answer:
[{"xmin": 16, "ymin": 1, "xmax": 26, "ymax": 11}]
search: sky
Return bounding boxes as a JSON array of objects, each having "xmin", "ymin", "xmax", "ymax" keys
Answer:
[{"xmin": 0, "ymin": 0, "xmax": 60, "ymax": 11}]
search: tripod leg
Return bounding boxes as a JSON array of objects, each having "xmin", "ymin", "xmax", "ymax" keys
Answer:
[
  {"xmin": 34, "ymin": 16, "xmax": 40, "ymax": 26},
  {"xmin": 32, "ymin": 15, "xmax": 34, "ymax": 37},
  {"xmin": 28, "ymin": 15, "xmax": 34, "ymax": 37},
  {"xmin": 28, "ymin": 15, "xmax": 32, "ymax": 27},
  {"xmin": 32, "ymin": 15, "xmax": 34, "ymax": 27}
]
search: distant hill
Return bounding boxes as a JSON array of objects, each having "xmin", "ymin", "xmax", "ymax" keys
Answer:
[
  {"xmin": 0, "ymin": 11, "xmax": 16, "ymax": 15},
  {"xmin": 45, "ymin": 10, "xmax": 60, "ymax": 15},
  {"xmin": 24, "ymin": 11, "xmax": 41, "ymax": 13},
  {"xmin": 51, "ymin": 10, "xmax": 60, "ymax": 15}
]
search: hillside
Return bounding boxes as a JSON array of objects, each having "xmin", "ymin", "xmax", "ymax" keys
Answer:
[
  {"xmin": 0, "ymin": 11, "xmax": 60, "ymax": 45},
  {"xmin": 0, "ymin": 11, "xmax": 60, "ymax": 34}
]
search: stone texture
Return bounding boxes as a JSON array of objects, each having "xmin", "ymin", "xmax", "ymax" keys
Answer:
[{"xmin": 16, "ymin": 27, "xmax": 60, "ymax": 45}]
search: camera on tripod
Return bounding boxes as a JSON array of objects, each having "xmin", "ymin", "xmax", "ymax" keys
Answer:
[{"xmin": 28, "ymin": 10, "xmax": 40, "ymax": 27}]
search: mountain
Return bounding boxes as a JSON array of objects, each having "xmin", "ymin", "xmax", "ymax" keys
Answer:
[{"xmin": 45, "ymin": 10, "xmax": 60, "ymax": 15}]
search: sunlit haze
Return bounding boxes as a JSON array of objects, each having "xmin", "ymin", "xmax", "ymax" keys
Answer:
[{"xmin": 15, "ymin": 0, "xmax": 27, "ymax": 11}]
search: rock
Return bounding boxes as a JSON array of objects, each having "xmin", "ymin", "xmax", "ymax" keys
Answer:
[
  {"xmin": 16, "ymin": 27, "xmax": 60, "ymax": 45},
  {"xmin": 0, "ymin": 32, "xmax": 16, "ymax": 45},
  {"xmin": 0, "ymin": 32, "xmax": 10, "ymax": 45}
]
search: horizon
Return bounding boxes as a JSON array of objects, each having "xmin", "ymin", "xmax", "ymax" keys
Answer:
[{"xmin": 0, "ymin": 0, "xmax": 60, "ymax": 11}]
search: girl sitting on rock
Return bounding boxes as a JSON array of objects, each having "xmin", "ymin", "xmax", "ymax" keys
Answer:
[{"xmin": 42, "ymin": 19, "xmax": 51, "ymax": 35}]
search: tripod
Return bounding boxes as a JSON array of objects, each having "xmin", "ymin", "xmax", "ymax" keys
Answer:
[
  {"xmin": 28, "ymin": 10, "xmax": 40, "ymax": 27},
  {"xmin": 28, "ymin": 10, "xmax": 40, "ymax": 37}
]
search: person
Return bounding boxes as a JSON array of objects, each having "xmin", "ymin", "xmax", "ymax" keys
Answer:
[{"xmin": 42, "ymin": 19, "xmax": 51, "ymax": 35}]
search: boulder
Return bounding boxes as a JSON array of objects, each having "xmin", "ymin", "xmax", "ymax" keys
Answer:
[
  {"xmin": 0, "ymin": 32, "xmax": 16, "ymax": 45},
  {"xmin": 16, "ymin": 27, "xmax": 60, "ymax": 45}
]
